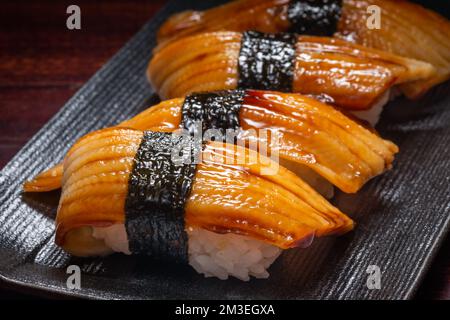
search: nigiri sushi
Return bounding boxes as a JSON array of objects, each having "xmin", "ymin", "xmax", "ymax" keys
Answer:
[
  {"xmin": 24, "ymin": 90, "xmax": 398, "ymax": 196},
  {"xmin": 156, "ymin": 0, "xmax": 450, "ymax": 97},
  {"xmin": 55, "ymin": 127, "xmax": 354, "ymax": 280},
  {"xmin": 147, "ymin": 31, "xmax": 435, "ymax": 115}
]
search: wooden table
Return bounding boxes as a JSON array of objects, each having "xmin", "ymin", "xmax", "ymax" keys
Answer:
[{"xmin": 0, "ymin": 0, "xmax": 448, "ymax": 300}]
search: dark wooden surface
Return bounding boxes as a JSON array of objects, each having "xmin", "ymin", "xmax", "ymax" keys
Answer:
[{"xmin": 0, "ymin": 0, "xmax": 448, "ymax": 300}]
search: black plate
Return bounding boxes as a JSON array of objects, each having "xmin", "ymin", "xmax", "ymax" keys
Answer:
[{"xmin": 0, "ymin": 0, "xmax": 449, "ymax": 300}]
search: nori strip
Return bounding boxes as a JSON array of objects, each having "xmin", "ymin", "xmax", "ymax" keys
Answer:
[
  {"xmin": 238, "ymin": 31, "xmax": 297, "ymax": 92},
  {"xmin": 287, "ymin": 0, "xmax": 342, "ymax": 36},
  {"xmin": 181, "ymin": 90, "xmax": 245, "ymax": 137},
  {"xmin": 125, "ymin": 131, "xmax": 201, "ymax": 264}
]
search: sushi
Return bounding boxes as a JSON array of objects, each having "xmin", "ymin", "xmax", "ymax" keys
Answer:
[
  {"xmin": 55, "ymin": 127, "xmax": 354, "ymax": 280},
  {"xmin": 24, "ymin": 90, "xmax": 398, "ymax": 196},
  {"xmin": 147, "ymin": 31, "xmax": 435, "ymax": 114},
  {"xmin": 156, "ymin": 0, "xmax": 450, "ymax": 97}
]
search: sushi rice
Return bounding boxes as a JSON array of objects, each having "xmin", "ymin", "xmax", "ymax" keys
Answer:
[
  {"xmin": 92, "ymin": 225, "xmax": 282, "ymax": 281},
  {"xmin": 350, "ymin": 90, "xmax": 390, "ymax": 127}
]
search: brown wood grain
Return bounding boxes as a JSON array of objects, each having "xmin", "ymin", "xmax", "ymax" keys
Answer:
[
  {"xmin": 0, "ymin": 0, "xmax": 448, "ymax": 300},
  {"xmin": 0, "ymin": 0, "xmax": 166, "ymax": 166}
]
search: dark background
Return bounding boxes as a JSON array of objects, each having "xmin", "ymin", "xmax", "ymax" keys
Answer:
[{"xmin": 0, "ymin": 0, "xmax": 448, "ymax": 299}]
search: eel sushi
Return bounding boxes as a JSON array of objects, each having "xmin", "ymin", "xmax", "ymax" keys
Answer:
[
  {"xmin": 156, "ymin": 0, "xmax": 450, "ymax": 97},
  {"xmin": 23, "ymin": 90, "xmax": 399, "ymax": 196},
  {"xmin": 147, "ymin": 31, "xmax": 435, "ymax": 122},
  {"xmin": 55, "ymin": 127, "xmax": 354, "ymax": 280}
]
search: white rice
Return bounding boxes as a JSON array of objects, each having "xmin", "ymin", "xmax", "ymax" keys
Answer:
[
  {"xmin": 92, "ymin": 224, "xmax": 281, "ymax": 281},
  {"xmin": 350, "ymin": 90, "xmax": 391, "ymax": 127},
  {"xmin": 186, "ymin": 227, "xmax": 281, "ymax": 281},
  {"xmin": 92, "ymin": 224, "xmax": 131, "ymax": 255}
]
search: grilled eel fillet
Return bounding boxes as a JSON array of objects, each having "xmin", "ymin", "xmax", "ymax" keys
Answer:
[
  {"xmin": 56, "ymin": 127, "xmax": 354, "ymax": 256},
  {"xmin": 24, "ymin": 90, "xmax": 398, "ymax": 194},
  {"xmin": 148, "ymin": 32, "xmax": 434, "ymax": 109},
  {"xmin": 156, "ymin": 0, "xmax": 449, "ymax": 97}
]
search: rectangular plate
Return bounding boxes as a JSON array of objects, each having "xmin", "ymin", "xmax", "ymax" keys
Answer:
[{"xmin": 0, "ymin": 0, "xmax": 449, "ymax": 300}]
